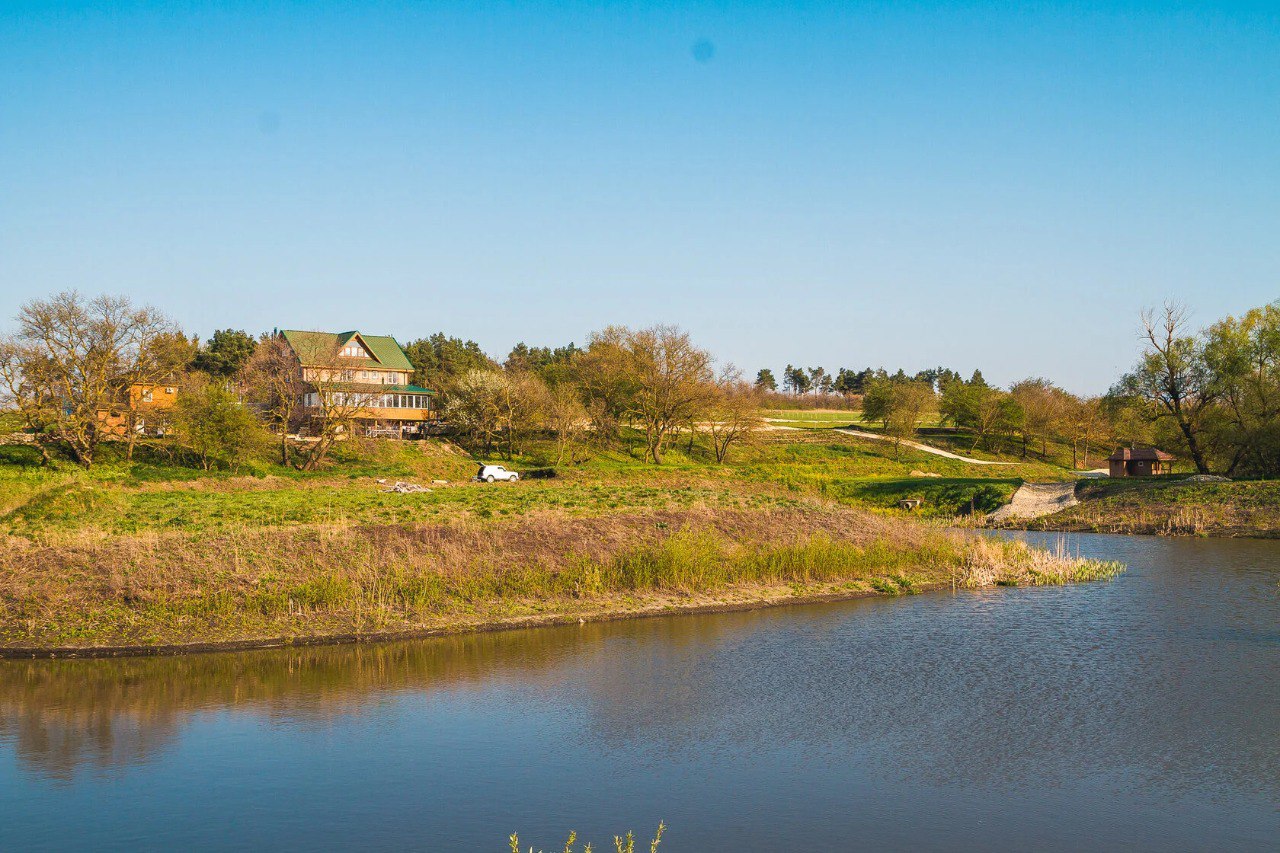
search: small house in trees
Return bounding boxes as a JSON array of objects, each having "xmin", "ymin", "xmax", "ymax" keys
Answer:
[
  {"xmin": 98, "ymin": 379, "xmax": 182, "ymax": 437},
  {"xmin": 1107, "ymin": 447, "xmax": 1175, "ymax": 478}
]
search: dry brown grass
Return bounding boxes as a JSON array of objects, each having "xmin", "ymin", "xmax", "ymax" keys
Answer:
[{"xmin": 0, "ymin": 502, "xmax": 1119, "ymax": 652}]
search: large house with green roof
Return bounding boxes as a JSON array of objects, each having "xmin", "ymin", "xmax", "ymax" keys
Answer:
[{"xmin": 280, "ymin": 329, "xmax": 439, "ymax": 437}]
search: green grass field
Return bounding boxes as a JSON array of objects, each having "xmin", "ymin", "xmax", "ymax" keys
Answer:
[
  {"xmin": 0, "ymin": 412, "xmax": 1134, "ymax": 650},
  {"xmin": 0, "ymin": 411, "xmax": 1082, "ymax": 537}
]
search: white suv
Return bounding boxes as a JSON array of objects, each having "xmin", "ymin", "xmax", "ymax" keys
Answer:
[{"xmin": 476, "ymin": 465, "xmax": 520, "ymax": 483}]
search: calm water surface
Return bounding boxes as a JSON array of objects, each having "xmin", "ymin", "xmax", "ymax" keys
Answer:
[{"xmin": 2, "ymin": 532, "xmax": 1278, "ymax": 851}]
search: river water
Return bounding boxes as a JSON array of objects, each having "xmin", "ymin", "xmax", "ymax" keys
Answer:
[{"xmin": 2, "ymin": 532, "xmax": 1277, "ymax": 851}]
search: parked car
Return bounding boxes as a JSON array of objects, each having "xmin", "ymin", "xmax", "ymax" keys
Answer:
[{"xmin": 475, "ymin": 465, "xmax": 520, "ymax": 483}]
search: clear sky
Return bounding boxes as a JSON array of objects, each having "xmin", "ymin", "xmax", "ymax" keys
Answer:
[{"xmin": 2, "ymin": 1, "xmax": 1277, "ymax": 393}]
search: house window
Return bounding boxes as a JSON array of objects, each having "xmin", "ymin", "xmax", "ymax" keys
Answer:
[
  {"xmin": 165, "ymin": 387, "xmax": 175, "ymax": 394},
  {"xmin": 341, "ymin": 345, "xmax": 363, "ymax": 358},
  {"xmin": 140, "ymin": 389, "xmax": 153, "ymax": 402}
]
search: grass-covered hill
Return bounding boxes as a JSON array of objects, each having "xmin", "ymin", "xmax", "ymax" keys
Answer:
[
  {"xmin": 0, "ymin": 418, "xmax": 1066, "ymax": 539},
  {"xmin": 0, "ymin": 414, "xmax": 1124, "ymax": 651}
]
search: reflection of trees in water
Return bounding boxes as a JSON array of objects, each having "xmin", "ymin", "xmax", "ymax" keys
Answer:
[
  {"xmin": 3, "ymin": 563, "xmax": 1277, "ymax": 803},
  {"xmin": 0, "ymin": 610, "xmax": 770, "ymax": 781},
  {"xmin": 0, "ymin": 626, "xmax": 602, "ymax": 780},
  {"xmin": 0, "ymin": 703, "xmax": 182, "ymax": 785}
]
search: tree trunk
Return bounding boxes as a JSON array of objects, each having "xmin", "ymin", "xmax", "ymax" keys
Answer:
[
  {"xmin": 1179, "ymin": 419, "xmax": 1211, "ymax": 473},
  {"xmin": 34, "ymin": 440, "xmax": 55, "ymax": 468},
  {"xmin": 125, "ymin": 412, "xmax": 139, "ymax": 462}
]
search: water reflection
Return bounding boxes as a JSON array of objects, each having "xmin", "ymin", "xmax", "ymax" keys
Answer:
[
  {"xmin": 0, "ymin": 612, "xmax": 779, "ymax": 781},
  {"xmin": 2, "ymin": 533, "xmax": 1277, "ymax": 849}
]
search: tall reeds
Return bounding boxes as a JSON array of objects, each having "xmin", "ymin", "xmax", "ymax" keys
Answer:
[{"xmin": 0, "ymin": 507, "xmax": 1121, "ymax": 649}]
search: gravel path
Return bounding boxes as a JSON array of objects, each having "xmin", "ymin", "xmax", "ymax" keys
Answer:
[
  {"xmin": 989, "ymin": 482, "xmax": 1079, "ymax": 521},
  {"xmin": 832, "ymin": 429, "xmax": 1015, "ymax": 465}
]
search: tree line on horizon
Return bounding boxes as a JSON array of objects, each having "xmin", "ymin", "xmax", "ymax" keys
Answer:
[
  {"xmin": 1, "ymin": 291, "xmax": 1277, "ymax": 477},
  {"xmin": 0, "ymin": 294, "xmax": 761, "ymax": 469},
  {"xmin": 752, "ymin": 364, "xmax": 972, "ymax": 398}
]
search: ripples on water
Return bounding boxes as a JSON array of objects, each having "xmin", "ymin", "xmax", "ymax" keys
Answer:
[{"xmin": 1, "ymin": 533, "xmax": 1277, "ymax": 850}]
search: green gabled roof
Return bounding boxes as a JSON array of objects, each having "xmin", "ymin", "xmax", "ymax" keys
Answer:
[{"xmin": 280, "ymin": 329, "xmax": 414, "ymax": 372}]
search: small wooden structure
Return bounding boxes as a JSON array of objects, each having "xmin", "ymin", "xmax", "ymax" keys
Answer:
[{"xmin": 1107, "ymin": 447, "xmax": 1175, "ymax": 478}]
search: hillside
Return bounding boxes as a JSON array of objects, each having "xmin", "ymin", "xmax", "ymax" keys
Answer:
[{"xmin": 0, "ymin": 417, "xmax": 1119, "ymax": 652}]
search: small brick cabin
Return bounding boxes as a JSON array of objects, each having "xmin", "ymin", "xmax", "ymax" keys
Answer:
[{"xmin": 1107, "ymin": 447, "xmax": 1175, "ymax": 478}]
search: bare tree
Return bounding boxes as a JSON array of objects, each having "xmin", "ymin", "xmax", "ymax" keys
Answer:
[
  {"xmin": 495, "ymin": 370, "xmax": 549, "ymax": 459},
  {"xmin": 0, "ymin": 292, "xmax": 172, "ymax": 467},
  {"xmin": 1118, "ymin": 303, "xmax": 1215, "ymax": 473},
  {"xmin": 242, "ymin": 334, "xmax": 305, "ymax": 467},
  {"xmin": 546, "ymin": 382, "xmax": 589, "ymax": 465},
  {"xmin": 706, "ymin": 369, "xmax": 763, "ymax": 463}
]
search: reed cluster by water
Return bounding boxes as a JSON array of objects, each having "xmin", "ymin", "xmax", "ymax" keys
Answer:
[{"xmin": 509, "ymin": 822, "xmax": 665, "ymax": 853}]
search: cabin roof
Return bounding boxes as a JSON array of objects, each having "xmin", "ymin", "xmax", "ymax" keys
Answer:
[{"xmin": 1108, "ymin": 447, "xmax": 1176, "ymax": 462}]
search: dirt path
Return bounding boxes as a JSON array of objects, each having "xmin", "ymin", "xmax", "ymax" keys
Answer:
[
  {"xmin": 990, "ymin": 482, "xmax": 1079, "ymax": 521},
  {"xmin": 831, "ymin": 429, "xmax": 1016, "ymax": 465}
]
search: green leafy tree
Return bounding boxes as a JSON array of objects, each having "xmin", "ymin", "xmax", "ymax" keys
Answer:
[
  {"xmin": 404, "ymin": 333, "xmax": 496, "ymax": 390},
  {"xmin": 861, "ymin": 376, "xmax": 894, "ymax": 427},
  {"xmin": 782, "ymin": 364, "xmax": 811, "ymax": 395},
  {"xmin": 1010, "ymin": 377, "xmax": 1071, "ymax": 459},
  {"xmin": 576, "ymin": 325, "xmax": 640, "ymax": 442},
  {"xmin": 505, "ymin": 341, "xmax": 580, "ymax": 387},
  {"xmin": 808, "ymin": 366, "xmax": 830, "ymax": 395},
  {"xmin": 173, "ymin": 376, "xmax": 268, "ymax": 471},
  {"xmin": 883, "ymin": 381, "xmax": 935, "ymax": 456},
  {"xmin": 192, "ymin": 329, "xmax": 256, "ymax": 378},
  {"xmin": 939, "ymin": 375, "xmax": 1021, "ymax": 451},
  {"xmin": 1201, "ymin": 301, "xmax": 1280, "ymax": 476},
  {"xmin": 862, "ymin": 376, "xmax": 935, "ymax": 453},
  {"xmin": 832, "ymin": 368, "xmax": 860, "ymax": 396},
  {"xmin": 755, "ymin": 368, "xmax": 777, "ymax": 391}
]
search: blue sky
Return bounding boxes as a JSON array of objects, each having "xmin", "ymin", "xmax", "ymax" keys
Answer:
[{"xmin": 2, "ymin": 1, "xmax": 1277, "ymax": 392}]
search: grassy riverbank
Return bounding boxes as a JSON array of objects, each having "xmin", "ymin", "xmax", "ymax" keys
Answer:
[
  {"xmin": 0, "ymin": 503, "xmax": 1119, "ymax": 654},
  {"xmin": 1017, "ymin": 478, "xmax": 1280, "ymax": 538},
  {"xmin": 0, "ymin": 423, "xmax": 1127, "ymax": 653}
]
